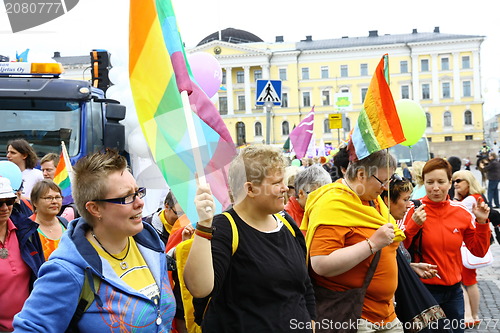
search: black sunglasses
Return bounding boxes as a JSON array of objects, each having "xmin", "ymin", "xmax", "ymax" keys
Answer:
[
  {"xmin": 0, "ymin": 197, "xmax": 16, "ymax": 206},
  {"xmin": 94, "ymin": 187, "xmax": 146, "ymax": 205},
  {"xmin": 454, "ymin": 179, "xmax": 465, "ymax": 184}
]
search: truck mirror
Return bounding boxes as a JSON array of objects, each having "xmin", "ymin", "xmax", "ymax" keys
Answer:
[{"xmin": 104, "ymin": 103, "xmax": 126, "ymax": 151}]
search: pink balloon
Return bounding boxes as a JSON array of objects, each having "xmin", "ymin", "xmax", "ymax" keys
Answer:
[{"xmin": 188, "ymin": 52, "xmax": 222, "ymax": 98}]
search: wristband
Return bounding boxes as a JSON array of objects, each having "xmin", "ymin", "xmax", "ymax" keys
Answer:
[
  {"xmin": 366, "ymin": 238, "xmax": 375, "ymax": 255},
  {"xmin": 196, "ymin": 223, "xmax": 214, "ymax": 234},
  {"xmin": 195, "ymin": 229, "xmax": 213, "ymax": 240}
]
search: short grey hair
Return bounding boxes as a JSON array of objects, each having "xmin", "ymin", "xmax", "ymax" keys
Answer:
[
  {"xmin": 294, "ymin": 164, "xmax": 332, "ymax": 195},
  {"xmin": 345, "ymin": 150, "xmax": 396, "ymax": 181}
]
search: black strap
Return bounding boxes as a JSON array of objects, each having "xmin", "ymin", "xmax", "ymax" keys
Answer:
[{"xmin": 362, "ymin": 251, "xmax": 381, "ymax": 289}]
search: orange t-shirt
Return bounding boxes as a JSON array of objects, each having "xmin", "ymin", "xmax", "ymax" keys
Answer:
[{"xmin": 309, "ymin": 200, "xmax": 399, "ymax": 324}]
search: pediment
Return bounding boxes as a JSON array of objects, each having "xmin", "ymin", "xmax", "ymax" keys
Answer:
[{"xmin": 188, "ymin": 40, "xmax": 269, "ymax": 57}]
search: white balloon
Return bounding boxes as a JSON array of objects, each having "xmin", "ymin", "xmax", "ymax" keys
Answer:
[{"xmin": 128, "ymin": 127, "xmax": 150, "ymax": 158}]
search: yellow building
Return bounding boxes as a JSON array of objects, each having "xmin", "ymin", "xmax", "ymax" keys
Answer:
[{"xmin": 189, "ymin": 27, "xmax": 485, "ymax": 156}]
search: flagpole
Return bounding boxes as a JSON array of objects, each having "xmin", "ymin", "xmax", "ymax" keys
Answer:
[
  {"xmin": 180, "ymin": 90, "xmax": 211, "ymax": 212},
  {"xmin": 60, "ymin": 141, "xmax": 73, "ymax": 174}
]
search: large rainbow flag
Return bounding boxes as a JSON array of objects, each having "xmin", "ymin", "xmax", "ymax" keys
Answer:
[
  {"xmin": 129, "ymin": 0, "xmax": 236, "ymax": 223},
  {"xmin": 53, "ymin": 149, "xmax": 72, "ymax": 206},
  {"xmin": 349, "ymin": 54, "xmax": 405, "ymax": 160}
]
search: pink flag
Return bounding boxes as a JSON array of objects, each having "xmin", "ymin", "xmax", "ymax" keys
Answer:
[{"xmin": 290, "ymin": 107, "xmax": 315, "ymax": 159}]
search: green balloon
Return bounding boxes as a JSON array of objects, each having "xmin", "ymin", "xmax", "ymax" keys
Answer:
[
  {"xmin": 395, "ymin": 99, "xmax": 426, "ymax": 147},
  {"xmin": 291, "ymin": 159, "xmax": 301, "ymax": 167}
]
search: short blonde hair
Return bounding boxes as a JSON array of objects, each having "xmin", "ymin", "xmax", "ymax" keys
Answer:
[
  {"xmin": 411, "ymin": 161, "xmax": 426, "ymax": 186},
  {"xmin": 228, "ymin": 145, "xmax": 287, "ymax": 203}
]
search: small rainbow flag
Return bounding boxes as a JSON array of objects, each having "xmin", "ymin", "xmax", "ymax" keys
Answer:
[
  {"xmin": 129, "ymin": 0, "xmax": 236, "ymax": 223},
  {"xmin": 53, "ymin": 147, "xmax": 72, "ymax": 206},
  {"xmin": 348, "ymin": 54, "xmax": 405, "ymax": 160}
]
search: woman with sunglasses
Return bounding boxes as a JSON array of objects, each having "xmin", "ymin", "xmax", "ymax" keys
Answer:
[
  {"xmin": 452, "ymin": 170, "xmax": 488, "ymax": 328},
  {"xmin": 14, "ymin": 150, "xmax": 176, "ymax": 332},
  {"xmin": 402, "ymin": 158, "xmax": 490, "ymax": 333},
  {"xmin": 0, "ymin": 177, "xmax": 44, "ymax": 332}
]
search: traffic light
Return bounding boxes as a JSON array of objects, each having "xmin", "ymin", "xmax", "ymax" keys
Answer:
[{"xmin": 90, "ymin": 50, "xmax": 112, "ymax": 92}]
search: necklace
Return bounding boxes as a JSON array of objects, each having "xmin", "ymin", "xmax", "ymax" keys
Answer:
[
  {"xmin": 91, "ymin": 232, "xmax": 130, "ymax": 270},
  {"xmin": 0, "ymin": 228, "xmax": 8, "ymax": 259}
]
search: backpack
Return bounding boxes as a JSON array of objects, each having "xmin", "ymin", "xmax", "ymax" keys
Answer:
[{"xmin": 176, "ymin": 211, "xmax": 296, "ymax": 332}]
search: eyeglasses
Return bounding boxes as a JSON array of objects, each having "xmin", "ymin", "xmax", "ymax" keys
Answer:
[
  {"xmin": 0, "ymin": 198, "xmax": 16, "ymax": 206},
  {"xmin": 372, "ymin": 173, "xmax": 403, "ymax": 188},
  {"xmin": 454, "ymin": 179, "xmax": 465, "ymax": 184},
  {"xmin": 41, "ymin": 196, "xmax": 63, "ymax": 202},
  {"xmin": 94, "ymin": 187, "xmax": 146, "ymax": 205}
]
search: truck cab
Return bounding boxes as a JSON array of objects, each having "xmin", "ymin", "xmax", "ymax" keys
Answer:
[{"xmin": 0, "ymin": 62, "xmax": 125, "ymax": 163}]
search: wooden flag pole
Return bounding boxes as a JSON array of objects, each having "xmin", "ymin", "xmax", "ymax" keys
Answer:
[{"xmin": 180, "ymin": 90, "xmax": 211, "ymax": 212}]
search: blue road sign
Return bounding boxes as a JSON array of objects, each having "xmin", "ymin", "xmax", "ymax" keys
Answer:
[{"xmin": 256, "ymin": 79, "xmax": 282, "ymax": 106}]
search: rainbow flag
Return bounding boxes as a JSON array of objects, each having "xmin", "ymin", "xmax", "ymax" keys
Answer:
[
  {"xmin": 53, "ymin": 151, "xmax": 72, "ymax": 205},
  {"xmin": 348, "ymin": 55, "xmax": 405, "ymax": 160},
  {"xmin": 129, "ymin": 0, "xmax": 236, "ymax": 223}
]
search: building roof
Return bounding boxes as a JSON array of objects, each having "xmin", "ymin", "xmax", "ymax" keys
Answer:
[
  {"xmin": 296, "ymin": 29, "xmax": 484, "ymax": 51},
  {"xmin": 52, "ymin": 55, "xmax": 90, "ymax": 66},
  {"xmin": 197, "ymin": 27, "xmax": 263, "ymax": 46}
]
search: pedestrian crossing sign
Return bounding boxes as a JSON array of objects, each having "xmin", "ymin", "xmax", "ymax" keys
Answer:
[{"xmin": 256, "ymin": 79, "xmax": 282, "ymax": 106}]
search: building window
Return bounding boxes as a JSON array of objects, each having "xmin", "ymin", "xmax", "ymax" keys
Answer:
[
  {"xmin": 426, "ymin": 112, "xmax": 431, "ymax": 128},
  {"xmin": 219, "ymin": 96, "xmax": 228, "ymax": 115},
  {"xmin": 441, "ymin": 57, "xmax": 449, "ymax": 71},
  {"xmin": 282, "ymin": 92, "xmax": 288, "ymax": 107},
  {"xmin": 238, "ymin": 95, "xmax": 245, "ymax": 110},
  {"xmin": 360, "ymin": 63, "xmax": 368, "ymax": 76},
  {"xmin": 254, "ymin": 69, "xmax": 262, "ymax": 81},
  {"xmin": 303, "ymin": 92, "xmax": 311, "ymax": 107},
  {"xmin": 222, "ymin": 71, "xmax": 226, "ymax": 84},
  {"xmin": 340, "ymin": 65, "xmax": 348, "ymax": 77},
  {"xmin": 463, "ymin": 81, "xmax": 471, "ymax": 97},
  {"xmin": 279, "ymin": 68, "xmax": 287, "ymax": 80},
  {"xmin": 442, "ymin": 82, "xmax": 451, "ymax": 98},
  {"xmin": 462, "ymin": 56, "xmax": 470, "ymax": 69},
  {"xmin": 344, "ymin": 117, "xmax": 351, "ymax": 132},
  {"xmin": 321, "ymin": 66, "xmax": 329, "ymax": 79},
  {"xmin": 401, "ymin": 85, "xmax": 409, "ymax": 99},
  {"xmin": 236, "ymin": 71, "xmax": 244, "ymax": 83},
  {"xmin": 421, "ymin": 59, "xmax": 429, "ymax": 72},
  {"xmin": 322, "ymin": 90, "xmax": 330, "ymax": 106},
  {"xmin": 465, "ymin": 135, "xmax": 473, "ymax": 141},
  {"xmin": 443, "ymin": 111, "xmax": 452, "ymax": 127},
  {"xmin": 464, "ymin": 110, "xmax": 472, "ymax": 125},
  {"xmin": 302, "ymin": 67, "xmax": 309, "ymax": 80},
  {"xmin": 254, "ymin": 122, "xmax": 262, "ymax": 136},
  {"xmin": 282, "ymin": 121, "xmax": 290, "ymax": 136},
  {"xmin": 361, "ymin": 88, "xmax": 368, "ymax": 103},
  {"xmin": 422, "ymin": 84, "xmax": 430, "ymax": 99},
  {"xmin": 236, "ymin": 122, "xmax": 246, "ymax": 146},
  {"xmin": 444, "ymin": 136, "xmax": 452, "ymax": 142},
  {"xmin": 427, "ymin": 137, "xmax": 432, "ymax": 142},
  {"xmin": 400, "ymin": 61, "xmax": 408, "ymax": 73},
  {"xmin": 323, "ymin": 119, "xmax": 330, "ymax": 133}
]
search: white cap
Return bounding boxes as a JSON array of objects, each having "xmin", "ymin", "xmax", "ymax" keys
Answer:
[{"xmin": 0, "ymin": 177, "xmax": 16, "ymax": 199}]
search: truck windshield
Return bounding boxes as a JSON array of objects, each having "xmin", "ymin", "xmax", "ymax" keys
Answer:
[
  {"xmin": 0, "ymin": 98, "xmax": 81, "ymax": 158},
  {"xmin": 389, "ymin": 137, "xmax": 430, "ymax": 166}
]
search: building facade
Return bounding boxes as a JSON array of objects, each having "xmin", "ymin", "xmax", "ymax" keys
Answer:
[{"xmin": 190, "ymin": 27, "xmax": 485, "ymax": 157}]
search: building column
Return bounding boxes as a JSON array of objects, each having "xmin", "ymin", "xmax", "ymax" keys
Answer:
[
  {"xmin": 453, "ymin": 52, "xmax": 461, "ymax": 103},
  {"xmin": 473, "ymin": 50, "xmax": 481, "ymax": 100},
  {"xmin": 262, "ymin": 64, "xmax": 270, "ymax": 79},
  {"xmin": 411, "ymin": 54, "xmax": 420, "ymax": 102},
  {"xmin": 431, "ymin": 53, "xmax": 439, "ymax": 104},
  {"xmin": 225, "ymin": 67, "xmax": 234, "ymax": 115},
  {"xmin": 244, "ymin": 66, "xmax": 252, "ymax": 114}
]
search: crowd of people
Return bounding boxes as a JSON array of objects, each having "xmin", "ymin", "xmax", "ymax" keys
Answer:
[{"xmin": 0, "ymin": 138, "xmax": 496, "ymax": 333}]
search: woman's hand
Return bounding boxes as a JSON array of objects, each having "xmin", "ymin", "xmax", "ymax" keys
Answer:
[
  {"xmin": 194, "ymin": 182, "xmax": 215, "ymax": 226},
  {"xmin": 369, "ymin": 223, "xmax": 395, "ymax": 251},
  {"xmin": 181, "ymin": 224, "xmax": 195, "ymax": 242},
  {"xmin": 472, "ymin": 200, "xmax": 490, "ymax": 224},
  {"xmin": 412, "ymin": 204, "xmax": 427, "ymax": 226},
  {"xmin": 410, "ymin": 262, "xmax": 438, "ymax": 279}
]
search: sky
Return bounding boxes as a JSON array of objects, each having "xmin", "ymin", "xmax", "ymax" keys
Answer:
[{"xmin": 1, "ymin": 0, "xmax": 500, "ymax": 117}]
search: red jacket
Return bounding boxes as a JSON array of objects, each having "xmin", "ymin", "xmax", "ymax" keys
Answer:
[
  {"xmin": 402, "ymin": 196, "xmax": 490, "ymax": 286},
  {"xmin": 284, "ymin": 196, "xmax": 304, "ymax": 227}
]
